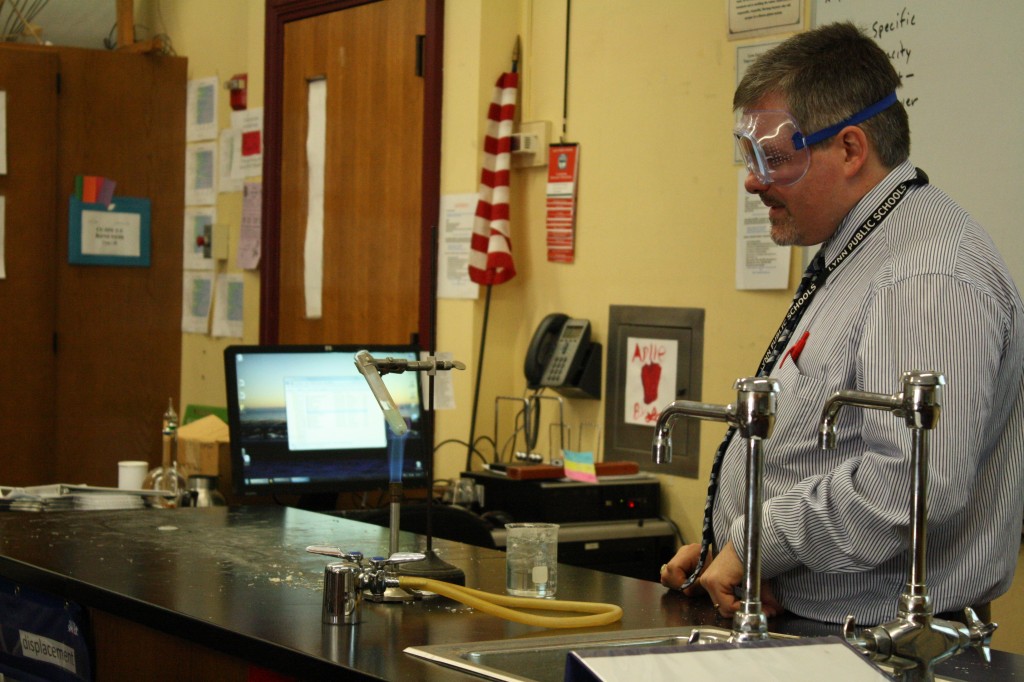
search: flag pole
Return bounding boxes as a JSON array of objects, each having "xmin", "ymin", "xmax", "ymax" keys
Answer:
[
  {"xmin": 465, "ymin": 282, "xmax": 493, "ymax": 471},
  {"xmin": 465, "ymin": 39, "xmax": 520, "ymax": 473}
]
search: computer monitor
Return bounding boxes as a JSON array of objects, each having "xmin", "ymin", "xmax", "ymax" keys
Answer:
[{"xmin": 223, "ymin": 344, "xmax": 429, "ymax": 502}]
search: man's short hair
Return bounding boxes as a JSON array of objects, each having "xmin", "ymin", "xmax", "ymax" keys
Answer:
[{"xmin": 734, "ymin": 22, "xmax": 910, "ymax": 168}]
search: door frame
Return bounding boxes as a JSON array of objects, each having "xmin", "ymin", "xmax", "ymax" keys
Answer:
[{"xmin": 261, "ymin": 0, "xmax": 443, "ymax": 350}]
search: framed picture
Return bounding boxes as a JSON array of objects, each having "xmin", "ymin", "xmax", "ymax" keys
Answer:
[{"xmin": 603, "ymin": 305, "xmax": 704, "ymax": 478}]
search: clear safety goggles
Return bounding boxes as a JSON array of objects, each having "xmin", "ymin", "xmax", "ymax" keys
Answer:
[{"xmin": 734, "ymin": 92, "xmax": 898, "ymax": 187}]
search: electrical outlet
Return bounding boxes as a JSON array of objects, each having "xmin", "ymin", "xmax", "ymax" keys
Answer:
[{"xmin": 511, "ymin": 120, "xmax": 550, "ymax": 168}]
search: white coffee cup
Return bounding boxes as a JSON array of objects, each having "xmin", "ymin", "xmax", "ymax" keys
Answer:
[{"xmin": 118, "ymin": 460, "xmax": 149, "ymax": 490}]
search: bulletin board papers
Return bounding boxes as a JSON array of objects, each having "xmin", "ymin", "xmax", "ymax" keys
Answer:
[
  {"xmin": 437, "ymin": 193, "xmax": 480, "ymax": 299},
  {"xmin": 735, "ymin": 168, "xmax": 790, "ymax": 289},
  {"xmin": 68, "ymin": 196, "xmax": 151, "ymax": 267},
  {"xmin": 239, "ymin": 182, "xmax": 262, "ymax": 269},
  {"xmin": 218, "ymin": 129, "xmax": 244, "ymax": 194},
  {"xmin": 181, "ymin": 272, "xmax": 246, "ymax": 339},
  {"xmin": 727, "ymin": 0, "xmax": 802, "ymax": 41},
  {"xmin": 230, "ymin": 108, "xmax": 264, "ymax": 179},
  {"xmin": 212, "ymin": 273, "xmax": 244, "ymax": 338},
  {"xmin": 182, "ymin": 272, "xmax": 213, "ymax": 334},
  {"xmin": 186, "ymin": 77, "xmax": 219, "ymax": 142},
  {"xmin": 546, "ymin": 143, "xmax": 580, "ymax": 264},
  {"xmin": 185, "ymin": 142, "xmax": 217, "ymax": 206},
  {"xmin": 183, "ymin": 207, "xmax": 216, "ymax": 271}
]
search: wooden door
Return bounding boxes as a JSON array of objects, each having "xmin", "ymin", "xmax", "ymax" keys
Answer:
[
  {"xmin": 0, "ymin": 47, "xmax": 59, "ymax": 485},
  {"xmin": 264, "ymin": 0, "xmax": 441, "ymax": 348}
]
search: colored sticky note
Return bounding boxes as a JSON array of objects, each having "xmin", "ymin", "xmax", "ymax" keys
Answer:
[{"xmin": 563, "ymin": 449, "xmax": 598, "ymax": 483}]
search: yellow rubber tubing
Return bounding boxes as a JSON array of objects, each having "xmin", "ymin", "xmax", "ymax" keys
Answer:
[{"xmin": 397, "ymin": 576, "xmax": 623, "ymax": 629}]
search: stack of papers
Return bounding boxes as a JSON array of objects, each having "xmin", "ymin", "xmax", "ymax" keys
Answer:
[{"xmin": 1, "ymin": 484, "xmax": 174, "ymax": 512}]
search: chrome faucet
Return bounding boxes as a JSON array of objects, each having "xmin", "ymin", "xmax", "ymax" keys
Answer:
[
  {"xmin": 819, "ymin": 371, "xmax": 996, "ymax": 681},
  {"xmin": 653, "ymin": 376, "xmax": 780, "ymax": 642}
]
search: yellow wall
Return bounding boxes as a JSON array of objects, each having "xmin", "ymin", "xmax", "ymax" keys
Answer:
[
  {"xmin": 154, "ymin": 0, "xmax": 1021, "ymax": 653},
  {"xmin": 434, "ymin": 0, "xmax": 799, "ymax": 543},
  {"xmin": 137, "ymin": 0, "xmax": 265, "ymax": 414}
]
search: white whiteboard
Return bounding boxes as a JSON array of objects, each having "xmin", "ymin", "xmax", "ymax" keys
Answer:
[{"xmin": 813, "ymin": 1, "xmax": 1024, "ymax": 288}]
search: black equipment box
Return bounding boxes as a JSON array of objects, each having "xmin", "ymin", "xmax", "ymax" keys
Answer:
[{"xmin": 463, "ymin": 471, "xmax": 660, "ymax": 524}]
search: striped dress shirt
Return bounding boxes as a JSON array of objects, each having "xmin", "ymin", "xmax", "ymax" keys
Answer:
[{"xmin": 712, "ymin": 160, "xmax": 1024, "ymax": 625}]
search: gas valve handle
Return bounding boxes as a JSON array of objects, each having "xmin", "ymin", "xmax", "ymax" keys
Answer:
[
  {"xmin": 369, "ymin": 552, "xmax": 427, "ymax": 569},
  {"xmin": 842, "ymin": 615, "xmax": 875, "ymax": 655},
  {"xmin": 963, "ymin": 607, "xmax": 997, "ymax": 663},
  {"xmin": 306, "ymin": 546, "xmax": 364, "ymax": 563}
]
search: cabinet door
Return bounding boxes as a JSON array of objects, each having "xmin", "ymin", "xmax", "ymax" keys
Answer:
[
  {"xmin": 53, "ymin": 48, "xmax": 186, "ymax": 485},
  {"xmin": 0, "ymin": 47, "xmax": 59, "ymax": 485}
]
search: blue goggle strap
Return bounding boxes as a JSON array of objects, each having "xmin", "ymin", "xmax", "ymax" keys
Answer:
[{"xmin": 791, "ymin": 92, "xmax": 899, "ymax": 150}]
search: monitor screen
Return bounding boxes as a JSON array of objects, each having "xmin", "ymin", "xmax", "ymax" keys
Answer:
[{"xmin": 223, "ymin": 344, "xmax": 429, "ymax": 498}]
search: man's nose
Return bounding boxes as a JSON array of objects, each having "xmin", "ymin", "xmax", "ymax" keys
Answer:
[{"xmin": 744, "ymin": 171, "xmax": 771, "ymax": 194}]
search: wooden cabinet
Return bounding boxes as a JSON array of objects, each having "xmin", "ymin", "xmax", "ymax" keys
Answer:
[{"xmin": 0, "ymin": 45, "xmax": 185, "ymax": 487}]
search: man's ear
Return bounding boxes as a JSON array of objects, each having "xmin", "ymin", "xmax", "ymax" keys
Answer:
[{"xmin": 838, "ymin": 125, "xmax": 870, "ymax": 178}]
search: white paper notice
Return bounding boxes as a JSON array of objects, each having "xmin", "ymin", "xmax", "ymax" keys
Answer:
[
  {"xmin": 624, "ymin": 337, "xmax": 678, "ymax": 426},
  {"xmin": 238, "ymin": 182, "xmax": 262, "ymax": 270},
  {"xmin": 0, "ymin": 91, "xmax": 7, "ymax": 175},
  {"xmin": 218, "ymin": 128, "xmax": 244, "ymax": 194},
  {"xmin": 736, "ymin": 167, "xmax": 790, "ymax": 290},
  {"xmin": 727, "ymin": 0, "xmax": 801, "ymax": 40},
  {"xmin": 183, "ymin": 207, "xmax": 216, "ymax": 271},
  {"xmin": 81, "ymin": 210, "xmax": 141, "ymax": 257},
  {"xmin": 230, "ymin": 108, "xmax": 264, "ymax": 179},
  {"xmin": 186, "ymin": 77, "xmax": 219, "ymax": 142},
  {"xmin": 304, "ymin": 79, "xmax": 326, "ymax": 319},
  {"xmin": 185, "ymin": 142, "xmax": 217, "ymax": 207},
  {"xmin": 437, "ymin": 193, "xmax": 480, "ymax": 299},
  {"xmin": 212, "ymin": 273, "xmax": 245, "ymax": 338},
  {"xmin": 182, "ymin": 271, "xmax": 213, "ymax": 334}
]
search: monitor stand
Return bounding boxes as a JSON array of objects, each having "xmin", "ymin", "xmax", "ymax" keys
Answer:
[{"xmin": 296, "ymin": 492, "xmax": 338, "ymax": 512}]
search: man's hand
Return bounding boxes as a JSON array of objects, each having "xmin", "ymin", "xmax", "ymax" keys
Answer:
[
  {"xmin": 699, "ymin": 542, "xmax": 782, "ymax": 617},
  {"xmin": 659, "ymin": 543, "xmax": 712, "ymax": 597}
]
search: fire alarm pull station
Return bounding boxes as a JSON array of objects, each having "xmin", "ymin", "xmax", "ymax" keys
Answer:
[{"xmin": 225, "ymin": 74, "xmax": 247, "ymax": 111}]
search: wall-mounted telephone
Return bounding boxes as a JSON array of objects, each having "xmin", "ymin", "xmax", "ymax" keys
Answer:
[{"xmin": 524, "ymin": 313, "xmax": 592, "ymax": 390}]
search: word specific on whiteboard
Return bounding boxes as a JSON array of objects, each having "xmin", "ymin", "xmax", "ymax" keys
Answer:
[{"xmin": 871, "ymin": 7, "xmax": 915, "ymax": 40}]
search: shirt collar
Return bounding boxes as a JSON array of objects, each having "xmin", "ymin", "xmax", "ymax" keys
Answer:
[{"xmin": 818, "ymin": 160, "xmax": 918, "ymax": 264}]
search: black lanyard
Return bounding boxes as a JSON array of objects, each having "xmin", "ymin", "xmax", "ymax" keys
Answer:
[
  {"xmin": 756, "ymin": 170, "xmax": 928, "ymax": 378},
  {"xmin": 676, "ymin": 169, "xmax": 928, "ymax": 591}
]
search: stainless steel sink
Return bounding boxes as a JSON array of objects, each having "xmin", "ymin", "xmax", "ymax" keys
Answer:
[
  {"xmin": 406, "ymin": 627, "xmax": 963, "ymax": 681},
  {"xmin": 405, "ymin": 626, "xmax": 739, "ymax": 682}
]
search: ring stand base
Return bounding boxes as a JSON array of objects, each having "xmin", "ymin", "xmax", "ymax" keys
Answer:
[{"xmin": 399, "ymin": 549, "xmax": 466, "ymax": 586}]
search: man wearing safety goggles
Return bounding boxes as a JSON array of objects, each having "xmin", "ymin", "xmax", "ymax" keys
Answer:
[{"xmin": 661, "ymin": 22, "xmax": 1024, "ymax": 630}]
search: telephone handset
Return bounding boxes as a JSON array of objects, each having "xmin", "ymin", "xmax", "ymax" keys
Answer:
[{"xmin": 524, "ymin": 313, "xmax": 591, "ymax": 390}]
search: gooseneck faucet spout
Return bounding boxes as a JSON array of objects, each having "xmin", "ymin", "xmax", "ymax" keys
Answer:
[
  {"xmin": 652, "ymin": 377, "xmax": 780, "ymax": 643},
  {"xmin": 653, "ymin": 401, "xmax": 731, "ymax": 464},
  {"xmin": 821, "ymin": 371, "xmax": 996, "ymax": 681}
]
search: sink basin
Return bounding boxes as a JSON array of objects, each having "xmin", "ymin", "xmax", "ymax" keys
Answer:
[
  {"xmin": 406, "ymin": 627, "xmax": 964, "ymax": 681},
  {"xmin": 406, "ymin": 626, "xmax": 742, "ymax": 682}
]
